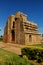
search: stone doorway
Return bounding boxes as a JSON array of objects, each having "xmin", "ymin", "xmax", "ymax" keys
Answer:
[
  {"xmin": 12, "ymin": 30, "xmax": 15, "ymax": 41},
  {"xmin": 29, "ymin": 35, "xmax": 32, "ymax": 42}
]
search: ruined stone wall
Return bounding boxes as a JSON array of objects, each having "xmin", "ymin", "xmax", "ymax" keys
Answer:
[
  {"xmin": 25, "ymin": 33, "xmax": 42, "ymax": 45},
  {"xmin": 4, "ymin": 15, "xmax": 15, "ymax": 43},
  {"xmin": 8, "ymin": 16, "xmax": 15, "ymax": 43},
  {"xmin": 15, "ymin": 15, "xmax": 25, "ymax": 44},
  {"xmin": 32, "ymin": 34, "xmax": 42, "ymax": 44}
]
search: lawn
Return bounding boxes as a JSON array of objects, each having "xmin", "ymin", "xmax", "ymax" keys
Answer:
[
  {"xmin": 33, "ymin": 43, "xmax": 43, "ymax": 48},
  {"xmin": 28, "ymin": 43, "xmax": 43, "ymax": 48},
  {"xmin": 0, "ymin": 48, "xmax": 33, "ymax": 65}
]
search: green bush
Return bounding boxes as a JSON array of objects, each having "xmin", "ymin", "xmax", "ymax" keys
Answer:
[
  {"xmin": 23, "ymin": 55, "xmax": 28, "ymax": 60},
  {"xmin": 0, "ymin": 38, "xmax": 3, "ymax": 41},
  {"xmin": 21, "ymin": 46, "xmax": 43, "ymax": 63}
]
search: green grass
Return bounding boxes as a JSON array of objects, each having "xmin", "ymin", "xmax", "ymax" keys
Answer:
[
  {"xmin": 33, "ymin": 43, "xmax": 43, "ymax": 47},
  {"xmin": 28, "ymin": 43, "xmax": 43, "ymax": 48},
  {"xmin": 0, "ymin": 48, "xmax": 33, "ymax": 65}
]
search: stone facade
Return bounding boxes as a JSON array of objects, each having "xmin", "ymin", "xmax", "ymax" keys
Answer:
[{"xmin": 3, "ymin": 12, "xmax": 42, "ymax": 45}]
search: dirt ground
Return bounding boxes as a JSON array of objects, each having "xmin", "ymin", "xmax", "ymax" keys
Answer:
[{"xmin": 0, "ymin": 41, "xmax": 25, "ymax": 55}]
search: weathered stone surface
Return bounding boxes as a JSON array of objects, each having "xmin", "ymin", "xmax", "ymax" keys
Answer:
[{"xmin": 3, "ymin": 11, "xmax": 42, "ymax": 45}]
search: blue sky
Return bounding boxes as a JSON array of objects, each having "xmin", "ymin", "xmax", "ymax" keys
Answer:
[{"xmin": 0, "ymin": 0, "xmax": 43, "ymax": 35}]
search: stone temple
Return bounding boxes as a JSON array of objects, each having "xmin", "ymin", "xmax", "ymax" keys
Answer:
[{"xmin": 3, "ymin": 11, "xmax": 42, "ymax": 45}]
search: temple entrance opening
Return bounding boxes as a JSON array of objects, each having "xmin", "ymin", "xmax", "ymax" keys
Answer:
[{"xmin": 12, "ymin": 30, "xmax": 15, "ymax": 41}]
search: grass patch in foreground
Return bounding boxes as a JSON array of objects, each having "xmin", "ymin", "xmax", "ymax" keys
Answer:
[{"xmin": 0, "ymin": 48, "xmax": 33, "ymax": 65}]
